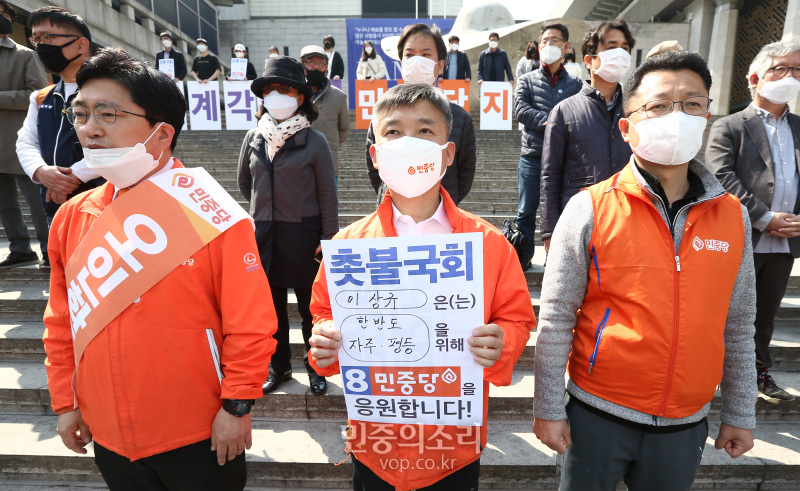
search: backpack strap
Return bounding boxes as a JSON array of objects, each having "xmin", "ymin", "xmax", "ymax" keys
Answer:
[{"xmin": 36, "ymin": 84, "xmax": 56, "ymax": 107}]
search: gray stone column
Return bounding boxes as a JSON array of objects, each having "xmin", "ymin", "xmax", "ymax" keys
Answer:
[
  {"xmin": 687, "ymin": 0, "xmax": 716, "ymax": 60},
  {"xmin": 120, "ymin": 4, "xmax": 135, "ymax": 22},
  {"xmin": 784, "ymin": 0, "xmax": 800, "ymax": 113},
  {"xmin": 707, "ymin": 1, "xmax": 738, "ymax": 116}
]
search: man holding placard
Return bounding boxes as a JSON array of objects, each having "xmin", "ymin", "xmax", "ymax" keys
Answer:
[
  {"xmin": 227, "ymin": 43, "xmax": 257, "ymax": 81},
  {"xmin": 43, "ymin": 48, "xmax": 277, "ymax": 489},
  {"xmin": 309, "ymin": 83, "xmax": 535, "ymax": 491},
  {"xmin": 155, "ymin": 31, "xmax": 187, "ymax": 82}
]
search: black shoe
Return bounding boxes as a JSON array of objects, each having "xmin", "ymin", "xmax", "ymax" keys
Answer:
[
  {"xmin": 308, "ymin": 371, "xmax": 328, "ymax": 395},
  {"xmin": 41, "ymin": 251, "xmax": 50, "ymax": 268},
  {"xmin": 519, "ymin": 254, "xmax": 532, "ymax": 271},
  {"xmin": 758, "ymin": 372, "xmax": 795, "ymax": 403},
  {"xmin": 0, "ymin": 251, "xmax": 39, "ymax": 269},
  {"xmin": 262, "ymin": 368, "xmax": 292, "ymax": 394}
]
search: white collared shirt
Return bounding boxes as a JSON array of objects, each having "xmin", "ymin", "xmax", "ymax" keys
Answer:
[
  {"xmin": 391, "ymin": 198, "xmax": 453, "ymax": 236},
  {"xmin": 112, "ymin": 157, "xmax": 175, "ymax": 200}
]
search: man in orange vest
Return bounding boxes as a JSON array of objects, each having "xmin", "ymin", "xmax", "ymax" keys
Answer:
[
  {"xmin": 43, "ymin": 48, "xmax": 277, "ymax": 490},
  {"xmin": 533, "ymin": 51, "xmax": 757, "ymax": 490},
  {"xmin": 308, "ymin": 83, "xmax": 536, "ymax": 490}
]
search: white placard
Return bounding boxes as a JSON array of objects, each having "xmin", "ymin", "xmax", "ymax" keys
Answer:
[
  {"xmin": 479, "ymin": 81, "xmax": 513, "ymax": 130},
  {"xmin": 230, "ymin": 58, "xmax": 248, "ymax": 81},
  {"xmin": 186, "ymin": 81, "xmax": 221, "ymax": 131},
  {"xmin": 223, "ymin": 81, "xmax": 257, "ymax": 130},
  {"xmin": 321, "ymin": 233, "xmax": 485, "ymax": 426},
  {"xmin": 158, "ymin": 58, "xmax": 175, "ymax": 79}
]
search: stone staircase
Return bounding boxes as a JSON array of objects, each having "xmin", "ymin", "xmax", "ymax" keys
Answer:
[{"xmin": 1, "ymin": 114, "xmax": 799, "ymax": 489}]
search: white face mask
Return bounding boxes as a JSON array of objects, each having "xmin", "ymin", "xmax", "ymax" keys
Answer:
[
  {"xmin": 162, "ymin": 39, "xmax": 172, "ymax": 49},
  {"xmin": 450, "ymin": 43, "xmax": 459, "ymax": 51},
  {"xmin": 593, "ymin": 47, "xmax": 631, "ymax": 83},
  {"xmin": 197, "ymin": 44, "xmax": 207, "ymax": 53},
  {"xmin": 84, "ymin": 123, "xmax": 165, "ymax": 189},
  {"xmin": 539, "ymin": 45, "xmax": 563, "ymax": 65},
  {"xmin": 375, "ymin": 137, "xmax": 449, "ymax": 198},
  {"xmin": 489, "ymin": 41, "xmax": 498, "ymax": 49},
  {"xmin": 269, "ymin": 53, "xmax": 279, "ymax": 59},
  {"xmin": 264, "ymin": 91, "xmax": 299, "ymax": 120},
  {"xmin": 401, "ymin": 56, "xmax": 438, "ymax": 85},
  {"xmin": 757, "ymin": 76, "xmax": 800, "ymax": 104},
  {"xmin": 629, "ymin": 112, "xmax": 708, "ymax": 166},
  {"xmin": 365, "ymin": 46, "xmax": 373, "ymax": 54},
  {"xmin": 235, "ymin": 51, "xmax": 245, "ymax": 58}
]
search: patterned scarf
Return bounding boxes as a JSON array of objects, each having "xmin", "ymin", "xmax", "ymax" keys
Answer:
[{"xmin": 258, "ymin": 113, "xmax": 310, "ymax": 161}]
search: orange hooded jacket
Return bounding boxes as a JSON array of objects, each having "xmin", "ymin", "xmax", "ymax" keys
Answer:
[
  {"xmin": 43, "ymin": 160, "xmax": 277, "ymax": 460},
  {"xmin": 309, "ymin": 188, "xmax": 535, "ymax": 490}
]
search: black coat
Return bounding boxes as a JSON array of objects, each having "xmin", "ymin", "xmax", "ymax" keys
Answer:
[
  {"xmin": 442, "ymin": 51, "xmax": 471, "ymax": 80},
  {"xmin": 329, "ymin": 51, "xmax": 344, "ymax": 79},
  {"xmin": 539, "ymin": 84, "xmax": 631, "ymax": 239},
  {"xmin": 155, "ymin": 48, "xmax": 188, "ymax": 80},
  {"xmin": 477, "ymin": 48, "xmax": 513, "ymax": 82}
]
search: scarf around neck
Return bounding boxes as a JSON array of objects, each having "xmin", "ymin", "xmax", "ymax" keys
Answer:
[{"xmin": 258, "ymin": 113, "xmax": 310, "ymax": 161}]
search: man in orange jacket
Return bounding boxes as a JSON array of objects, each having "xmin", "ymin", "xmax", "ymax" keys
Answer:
[
  {"xmin": 308, "ymin": 83, "xmax": 536, "ymax": 490},
  {"xmin": 533, "ymin": 51, "xmax": 757, "ymax": 490},
  {"xmin": 43, "ymin": 48, "xmax": 277, "ymax": 490}
]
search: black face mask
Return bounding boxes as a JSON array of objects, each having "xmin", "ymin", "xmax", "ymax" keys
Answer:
[
  {"xmin": 36, "ymin": 38, "xmax": 81, "ymax": 73},
  {"xmin": 0, "ymin": 16, "xmax": 13, "ymax": 35},
  {"xmin": 527, "ymin": 48, "xmax": 536, "ymax": 56},
  {"xmin": 323, "ymin": 42, "xmax": 332, "ymax": 50},
  {"xmin": 306, "ymin": 69, "xmax": 326, "ymax": 85}
]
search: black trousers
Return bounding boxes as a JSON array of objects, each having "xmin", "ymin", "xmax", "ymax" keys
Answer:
[
  {"xmin": 94, "ymin": 438, "xmax": 246, "ymax": 491},
  {"xmin": 352, "ymin": 454, "xmax": 480, "ymax": 491},
  {"xmin": 269, "ymin": 286, "xmax": 313, "ymax": 373},
  {"xmin": 0, "ymin": 173, "xmax": 48, "ymax": 253},
  {"xmin": 753, "ymin": 253, "xmax": 794, "ymax": 371}
]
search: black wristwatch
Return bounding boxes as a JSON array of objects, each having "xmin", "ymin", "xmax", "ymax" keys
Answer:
[{"xmin": 222, "ymin": 399, "xmax": 254, "ymax": 417}]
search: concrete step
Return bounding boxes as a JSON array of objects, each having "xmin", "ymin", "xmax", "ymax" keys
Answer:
[
  {"xmin": 0, "ymin": 415, "xmax": 798, "ymax": 490},
  {"xmin": 2, "ymin": 357, "xmax": 799, "ymax": 421}
]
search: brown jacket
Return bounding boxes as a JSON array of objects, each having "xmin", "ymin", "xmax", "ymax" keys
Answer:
[{"xmin": 0, "ymin": 36, "xmax": 47, "ymax": 174}]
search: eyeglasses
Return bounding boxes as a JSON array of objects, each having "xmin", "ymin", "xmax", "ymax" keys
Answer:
[
  {"xmin": 766, "ymin": 65, "xmax": 800, "ymax": 79},
  {"xmin": 66, "ymin": 104, "xmax": 150, "ymax": 126},
  {"xmin": 28, "ymin": 33, "xmax": 79, "ymax": 47},
  {"xmin": 540, "ymin": 37, "xmax": 564, "ymax": 47},
  {"xmin": 302, "ymin": 59, "xmax": 328, "ymax": 69},
  {"xmin": 628, "ymin": 96, "xmax": 712, "ymax": 118},
  {"xmin": 263, "ymin": 86, "xmax": 297, "ymax": 96}
]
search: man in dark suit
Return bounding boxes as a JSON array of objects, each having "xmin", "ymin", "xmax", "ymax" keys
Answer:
[
  {"xmin": 155, "ymin": 31, "xmax": 187, "ymax": 82},
  {"xmin": 323, "ymin": 35, "xmax": 344, "ymax": 80},
  {"xmin": 706, "ymin": 40, "xmax": 800, "ymax": 403},
  {"xmin": 441, "ymin": 35, "xmax": 471, "ymax": 81},
  {"xmin": 478, "ymin": 32, "xmax": 514, "ymax": 84}
]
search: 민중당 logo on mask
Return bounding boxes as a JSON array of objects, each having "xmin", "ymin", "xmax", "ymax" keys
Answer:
[
  {"xmin": 757, "ymin": 76, "xmax": 800, "ymax": 104},
  {"xmin": 375, "ymin": 136, "xmax": 449, "ymax": 198},
  {"xmin": 629, "ymin": 111, "xmax": 707, "ymax": 166},
  {"xmin": 593, "ymin": 47, "xmax": 631, "ymax": 83},
  {"xmin": 539, "ymin": 45, "xmax": 563, "ymax": 65},
  {"xmin": 36, "ymin": 38, "xmax": 81, "ymax": 74},
  {"xmin": 264, "ymin": 91, "xmax": 299, "ymax": 120},
  {"xmin": 84, "ymin": 123, "xmax": 165, "ymax": 189},
  {"xmin": 401, "ymin": 56, "xmax": 438, "ymax": 85}
]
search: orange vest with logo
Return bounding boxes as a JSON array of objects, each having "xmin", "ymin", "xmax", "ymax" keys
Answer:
[{"xmin": 568, "ymin": 164, "xmax": 744, "ymax": 419}]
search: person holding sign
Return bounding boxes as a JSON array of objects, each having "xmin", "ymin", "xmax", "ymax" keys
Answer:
[
  {"xmin": 534, "ymin": 51, "xmax": 756, "ymax": 490},
  {"xmin": 238, "ymin": 56, "xmax": 338, "ymax": 396},
  {"xmin": 227, "ymin": 43, "xmax": 257, "ymax": 81},
  {"xmin": 310, "ymin": 83, "xmax": 535, "ymax": 491},
  {"xmin": 356, "ymin": 41, "xmax": 387, "ymax": 82},
  {"xmin": 155, "ymin": 31, "xmax": 187, "ymax": 82},
  {"xmin": 365, "ymin": 23, "xmax": 476, "ymax": 207},
  {"xmin": 43, "ymin": 48, "xmax": 278, "ymax": 489}
]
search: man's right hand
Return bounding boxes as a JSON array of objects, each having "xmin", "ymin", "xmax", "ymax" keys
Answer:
[
  {"xmin": 57, "ymin": 409, "xmax": 93, "ymax": 454},
  {"xmin": 766, "ymin": 212, "xmax": 800, "ymax": 238},
  {"xmin": 33, "ymin": 166, "xmax": 81, "ymax": 196},
  {"xmin": 309, "ymin": 322, "xmax": 341, "ymax": 368},
  {"xmin": 533, "ymin": 418, "xmax": 571, "ymax": 454}
]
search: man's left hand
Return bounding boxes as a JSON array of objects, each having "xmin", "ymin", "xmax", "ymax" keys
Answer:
[
  {"xmin": 468, "ymin": 324, "xmax": 504, "ymax": 368},
  {"xmin": 714, "ymin": 423, "xmax": 753, "ymax": 458},
  {"xmin": 45, "ymin": 188, "xmax": 69, "ymax": 204},
  {"xmin": 211, "ymin": 408, "xmax": 252, "ymax": 465}
]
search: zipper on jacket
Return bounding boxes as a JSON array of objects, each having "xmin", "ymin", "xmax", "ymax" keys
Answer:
[
  {"xmin": 53, "ymin": 88, "xmax": 66, "ymax": 167},
  {"xmin": 588, "ymin": 308, "xmax": 611, "ymax": 374},
  {"xmin": 206, "ymin": 329, "xmax": 223, "ymax": 384},
  {"xmin": 659, "ymin": 254, "xmax": 681, "ymax": 415}
]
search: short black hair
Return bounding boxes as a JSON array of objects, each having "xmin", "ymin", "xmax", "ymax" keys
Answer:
[
  {"xmin": 323, "ymin": 35, "xmax": 335, "ymax": 47},
  {"xmin": 397, "ymin": 23, "xmax": 447, "ymax": 62},
  {"xmin": 374, "ymin": 83, "xmax": 453, "ymax": 134},
  {"xmin": 622, "ymin": 50, "xmax": 712, "ymax": 116},
  {"xmin": 448, "ymin": 35, "xmax": 459, "ymax": 43},
  {"xmin": 541, "ymin": 22, "xmax": 569, "ymax": 42},
  {"xmin": 489, "ymin": 32, "xmax": 499, "ymax": 40},
  {"xmin": 76, "ymin": 48, "xmax": 187, "ymax": 150},
  {"xmin": 0, "ymin": 0, "xmax": 17, "ymax": 21},
  {"xmin": 581, "ymin": 19, "xmax": 636, "ymax": 57},
  {"xmin": 28, "ymin": 6, "xmax": 91, "ymax": 43}
]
